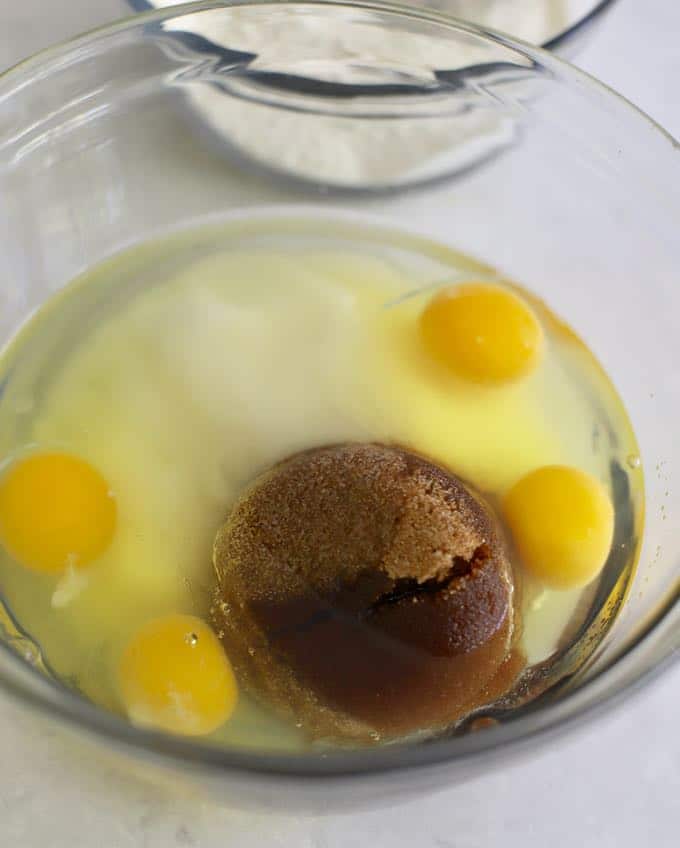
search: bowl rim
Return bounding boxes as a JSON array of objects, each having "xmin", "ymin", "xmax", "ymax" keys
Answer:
[
  {"xmin": 543, "ymin": 0, "xmax": 618, "ymax": 52},
  {"xmin": 0, "ymin": 0, "xmax": 678, "ymax": 780}
]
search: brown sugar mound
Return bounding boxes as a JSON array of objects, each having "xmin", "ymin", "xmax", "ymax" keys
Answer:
[{"xmin": 212, "ymin": 443, "xmax": 517, "ymax": 742}]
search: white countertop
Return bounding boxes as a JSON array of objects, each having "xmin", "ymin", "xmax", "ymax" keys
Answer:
[{"xmin": 0, "ymin": 1, "xmax": 679, "ymax": 845}]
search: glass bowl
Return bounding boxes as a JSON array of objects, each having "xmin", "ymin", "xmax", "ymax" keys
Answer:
[{"xmin": 0, "ymin": 0, "xmax": 678, "ymax": 813}]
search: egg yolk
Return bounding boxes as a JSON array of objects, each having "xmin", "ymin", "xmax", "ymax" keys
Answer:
[
  {"xmin": 0, "ymin": 452, "xmax": 116, "ymax": 574},
  {"xmin": 419, "ymin": 282, "xmax": 543, "ymax": 383},
  {"xmin": 503, "ymin": 465, "xmax": 614, "ymax": 589},
  {"xmin": 118, "ymin": 614, "xmax": 238, "ymax": 736}
]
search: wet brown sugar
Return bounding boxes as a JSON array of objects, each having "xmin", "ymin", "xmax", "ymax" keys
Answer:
[{"xmin": 212, "ymin": 443, "xmax": 517, "ymax": 741}]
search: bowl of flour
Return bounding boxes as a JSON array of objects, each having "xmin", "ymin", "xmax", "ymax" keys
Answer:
[
  {"xmin": 125, "ymin": 0, "xmax": 618, "ymax": 191},
  {"xmin": 129, "ymin": 0, "xmax": 617, "ymax": 54}
]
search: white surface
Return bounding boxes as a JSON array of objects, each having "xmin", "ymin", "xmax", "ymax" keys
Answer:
[{"xmin": 0, "ymin": 0, "xmax": 679, "ymax": 845}]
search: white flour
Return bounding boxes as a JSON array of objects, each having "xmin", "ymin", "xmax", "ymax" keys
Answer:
[
  {"xmin": 148, "ymin": 0, "xmax": 598, "ymax": 46},
  {"xmin": 146, "ymin": 0, "xmax": 600, "ymax": 187}
]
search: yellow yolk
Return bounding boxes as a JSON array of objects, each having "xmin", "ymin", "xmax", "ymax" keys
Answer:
[
  {"xmin": 419, "ymin": 282, "xmax": 543, "ymax": 383},
  {"xmin": 118, "ymin": 614, "xmax": 238, "ymax": 736},
  {"xmin": 504, "ymin": 465, "xmax": 614, "ymax": 589},
  {"xmin": 0, "ymin": 452, "xmax": 116, "ymax": 574}
]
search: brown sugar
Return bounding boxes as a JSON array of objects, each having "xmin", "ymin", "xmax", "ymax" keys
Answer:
[{"xmin": 212, "ymin": 443, "xmax": 517, "ymax": 742}]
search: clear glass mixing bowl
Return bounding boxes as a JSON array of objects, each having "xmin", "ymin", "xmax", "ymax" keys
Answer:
[{"xmin": 0, "ymin": 0, "xmax": 677, "ymax": 812}]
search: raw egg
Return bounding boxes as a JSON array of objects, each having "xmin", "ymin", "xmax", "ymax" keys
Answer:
[
  {"xmin": 118, "ymin": 613, "xmax": 238, "ymax": 736},
  {"xmin": 0, "ymin": 452, "xmax": 116, "ymax": 574},
  {"xmin": 419, "ymin": 282, "xmax": 543, "ymax": 383},
  {"xmin": 504, "ymin": 465, "xmax": 614, "ymax": 588}
]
